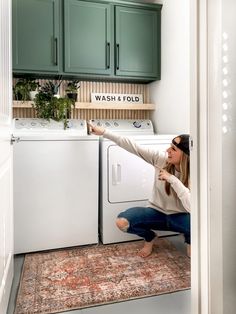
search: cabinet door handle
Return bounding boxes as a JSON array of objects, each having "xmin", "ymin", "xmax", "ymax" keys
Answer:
[
  {"xmin": 106, "ymin": 42, "xmax": 110, "ymax": 69},
  {"xmin": 116, "ymin": 44, "xmax": 119, "ymax": 70},
  {"xmin": 54, "ymin": 37, "xmax": 58, "ymax": 66}
]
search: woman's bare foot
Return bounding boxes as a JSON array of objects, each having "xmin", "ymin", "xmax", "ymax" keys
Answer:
[{"xmin": 138, "ymin": 240, "xmax": 155, "ymax": 258}]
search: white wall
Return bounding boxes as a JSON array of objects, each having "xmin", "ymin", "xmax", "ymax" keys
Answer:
[{"xmin": 148, "ymin": 0, "xmax": 190, "ymax": 134}]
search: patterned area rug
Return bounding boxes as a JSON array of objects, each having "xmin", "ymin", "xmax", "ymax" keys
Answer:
[{"xmin": 15, "ymin": 239, "xmax": 190, "ymax": 314}]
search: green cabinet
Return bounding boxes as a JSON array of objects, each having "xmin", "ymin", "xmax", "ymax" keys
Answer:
[
  {"xmin": 64, "ymin": 0, "xmax": 161, "ymax": 80},
  {"xmin": 12, "ymin": 0, "xmax": 60, "ymax": 73},
  {"xmin": 115, "ymin": 6, "xmax": 160, "ymax": 79},
  {"xmin": 64, "ymin": 0, "xmax": 112, "ymax": 75},
  {"xmin": 12, "ymin": 0, "xmax": 162, "ymax": 81}
]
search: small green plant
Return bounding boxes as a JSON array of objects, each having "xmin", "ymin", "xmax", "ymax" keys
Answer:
[
  {"xmin": 66, "ymin": 80, "xmax": 80, "ymax": 93},
  {"xmin": 28, "ymin": 79, "xmax": 40, "ymax": 91},
  {"xmin": 41, "ymin": 81, "xmax": 59, "ymax": 96},
  {"xmin": 13, "ymin": 79, "xmax": 30, "ymax": 101},
  {"xmin": 66, "ymin": 80, "xmax": 80, "ymax": 101}
]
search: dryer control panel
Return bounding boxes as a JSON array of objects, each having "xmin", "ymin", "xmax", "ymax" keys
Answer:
[{"xmin": 90, "ymin": 119, "xmax": 154, "ymax": 135}]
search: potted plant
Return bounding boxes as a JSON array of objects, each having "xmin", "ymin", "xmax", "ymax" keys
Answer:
[
  {"xmin": 28, "ymin": 79, "xmax": 40, "ymax": 100},
  {"xmin": 13, "ymin": 79, "xmax": 40, "ymax": 101},
  {"xmin": 40, "ymin": 81, "xmax": 59, "ymax": 97},
  {"xmin": 13, "ymin": 79, "xmax": 31, "ymax": 101},
  {"xmin": 66, "ymin": 80, "xmax": 80, "ymax": 101},
  {"xmin": 33, "ymin": 82, "xmax": 75, "ymax": 129}
]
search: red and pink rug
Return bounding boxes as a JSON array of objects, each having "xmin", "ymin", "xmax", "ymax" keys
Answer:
[{"xmin": 15, "ymin": 239, "xmax": 190, "ymax": 314}]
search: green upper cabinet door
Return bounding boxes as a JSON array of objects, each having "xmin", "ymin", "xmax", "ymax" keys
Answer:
[
  {"xmin": 115, "ymin": 6, "xmax": 160, "ymax": 79},
  {"xmin": 64, "ymin": 0, "xmax": 111, "ymax": 75},
  {"xmin": 12, "ymin": 0, "xmax": 60, "ymax": 73}
]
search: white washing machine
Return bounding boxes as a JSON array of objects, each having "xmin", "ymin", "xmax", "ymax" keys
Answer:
[
  {"xmin": 12, "ymin": 118, "xmax": 99, "ymax": 254},
  {"xmin": 91, "ymin": 119, "xmax": 175, "ymax": 244}
]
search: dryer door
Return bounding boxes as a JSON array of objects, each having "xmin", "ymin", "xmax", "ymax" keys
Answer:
[{"xmin": 108, "ymin": 142, "xmax": 168, "ymax": 203}]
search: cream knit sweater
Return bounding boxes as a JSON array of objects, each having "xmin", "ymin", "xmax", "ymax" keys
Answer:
[{"xmin": 103, "ymin": 130, "xmax": 190, "ymax": 214}]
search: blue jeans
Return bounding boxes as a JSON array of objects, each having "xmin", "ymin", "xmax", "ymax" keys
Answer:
[{"xmin": 117, "ymin": 206, "xmax": 191, "ymax": 244}]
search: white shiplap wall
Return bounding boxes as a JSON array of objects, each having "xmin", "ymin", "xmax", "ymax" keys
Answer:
[{"xmin": 12, "ymin": 80, "xmax": 152, "ymax": 120}]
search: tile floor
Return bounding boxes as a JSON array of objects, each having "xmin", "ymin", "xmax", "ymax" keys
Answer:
[{"xmin": 7, "ymin": 235, "xmax": 191, "ymax": 314}]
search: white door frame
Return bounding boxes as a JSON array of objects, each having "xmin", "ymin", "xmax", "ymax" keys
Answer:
[
  {"xmin": 190, "ymin": 0, "xmax": 223, "ymax": 313},
  {"xmin": 0, "ymin": 0, "xmax": 13, "ymax": 313},
  {"xmin": 0, "ymin": 0, "xmax": 227, "ymax": 312}
]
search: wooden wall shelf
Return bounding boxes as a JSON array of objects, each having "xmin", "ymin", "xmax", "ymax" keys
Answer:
[
  {"xmin": 13, "ymin": 101, "xmax": 155, "ymax": 110},
  {"xmin": 74, "ymin": 102, "xmax": 155, "ymax": 110},
  {"xmin": 13, "ymin": 101, "xmax": 33, "ymax": 108}
]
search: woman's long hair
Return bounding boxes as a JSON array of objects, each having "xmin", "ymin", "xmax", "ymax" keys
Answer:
[{"xmin": 164, "ymin": 152, "xmax": 190, "ymax": 196}]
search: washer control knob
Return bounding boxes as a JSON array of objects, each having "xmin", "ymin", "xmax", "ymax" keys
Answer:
[
  {"xmin": 133, "ymin": 121, "xmax": 141, "ymax": 128},
  {"xmin": 114, "ymin": 121, "xmax": 119, "ymax": 127},
  {"xmin": 66, "ymin": 121, "xmax": 72, "ymax": 129}
]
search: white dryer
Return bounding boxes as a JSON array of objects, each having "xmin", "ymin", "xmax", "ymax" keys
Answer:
[
  {"xmin": 91, "ymin": 119, "xmax": 175, "ymax": 244},
  {"xmin": 12, "ymin": 118, "xmax": 99, "ymax": 253}
]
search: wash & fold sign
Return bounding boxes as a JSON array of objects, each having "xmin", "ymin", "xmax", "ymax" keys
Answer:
[{"xmin": 91, "ymin": 93, "xmax": 143, "ymax": 104}]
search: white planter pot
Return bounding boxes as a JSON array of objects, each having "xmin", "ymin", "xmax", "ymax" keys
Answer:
[{"xmin": 29, "ymin": 91, "xmax": 38, "ymax": 100}]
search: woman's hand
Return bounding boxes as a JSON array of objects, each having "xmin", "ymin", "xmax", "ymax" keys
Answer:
[
  {"xmin": 87, "ymin": 122, "xmax": 105, "ymax": 136},
  {"xmin": 158, "ymin": 168, "xmax": 171, "ymax": 182}
]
